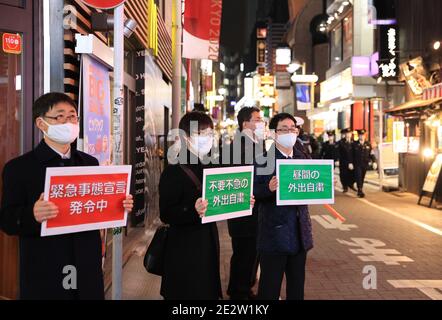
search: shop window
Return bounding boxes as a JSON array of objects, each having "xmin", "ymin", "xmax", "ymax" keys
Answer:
[
  {"xmin": 342, "ymin": 14, "xmax": 353, "ymax": 61},
  {"xmin": 330, "ymin": 23, "xmax": 342, "ymax": 67}
]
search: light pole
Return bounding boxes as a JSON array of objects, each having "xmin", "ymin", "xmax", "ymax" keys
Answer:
[{"xmin": 112, "ymin": 3, "xmax": 125, "ymax": 301}]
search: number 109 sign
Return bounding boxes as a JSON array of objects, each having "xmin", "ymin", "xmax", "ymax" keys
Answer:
[{"xmin": 41, "ymin": 165, "xmax": 132, "ymax": 237}]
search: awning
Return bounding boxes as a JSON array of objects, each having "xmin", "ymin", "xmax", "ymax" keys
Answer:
[{"xmin": 385, "ymin": 97, "xmax": 442, "ymax": 114}]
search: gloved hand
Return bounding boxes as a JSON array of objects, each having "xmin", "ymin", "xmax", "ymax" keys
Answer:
[
  {"xmin": 348, "ymin": 163, "xmax": 354, "ymax": 170},
  {"xmin": 372, "ymin": 162, "xmax": 378, "ymax": 170}
]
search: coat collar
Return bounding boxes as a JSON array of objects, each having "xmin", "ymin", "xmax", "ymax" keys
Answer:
[{"xmin": 34, "ymin": 140, "xmax": 80, "ymax": 163}]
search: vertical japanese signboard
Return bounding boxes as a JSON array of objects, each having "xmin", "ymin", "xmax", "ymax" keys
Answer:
[
  {"xmin": 82, "ymin": 55, "xmax": 111, "ymax": 165},
  {"xmin": 379, "ymin": 26, "xmax": 399, "ymax": 79},
  {"xmin": 41, "ymin": 166, "xmax": 132, "ymax": 237},
  {"xmin": 202, "ymin": 166, "xmax": 254, "ymax": 224},
  {"xmin": 277, "ymin": 160, "xmax": 334, "ymax": 206},
  {"xmin": 132, "ymin": 50, "xmax": 147, "ymax": 226}
]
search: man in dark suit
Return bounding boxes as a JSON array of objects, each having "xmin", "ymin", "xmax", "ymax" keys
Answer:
[
  {"xmin": 320, "ymin": 130, "xmax": 339, "ymax": 165},
  {"xmin": 352, "ymin": 130, "xmax": 372, "ymax": 198},
  {"xmin": 337, "ymin": 128, "xmax": 355, "ymax": 193},
  {"xmin": 223, "ymin": 107, "xmax": 264, "ymax": 300},
  {"xmin": 254, "ymin": 113, "xmax": 313, "ymax": 300},
  {"xmin": 0, "ymin": 92, "xmax": 133, "ymax": 300}
]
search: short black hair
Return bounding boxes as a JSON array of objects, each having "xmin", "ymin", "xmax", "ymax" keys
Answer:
[
  {"xmin": 179, "ymin": 111, "xmax": 214, "ymax": 137},
  {"xmin": 237, "ymin": 106, "xmax": 261, "ymax": 131},
  {"xmin": 269, "ymin": 113, "xmax": 297, "ymax": 130},
  {"xmin": 33, "ymin": 92, "xmax": 78, "ymax": 122}
]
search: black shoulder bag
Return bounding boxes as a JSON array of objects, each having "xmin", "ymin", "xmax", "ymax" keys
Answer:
[{"xmin": 143, "ymin": 165, "xmax": 202, "ymax": 276}]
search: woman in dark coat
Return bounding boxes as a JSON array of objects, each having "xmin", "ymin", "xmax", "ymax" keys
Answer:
[{"xmin": 159, "ymin": 112, "xmax": 222, "ymax": 300}]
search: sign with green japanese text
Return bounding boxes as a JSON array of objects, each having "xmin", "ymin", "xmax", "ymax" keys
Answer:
[
  {"xmin": 202, "ymin": 166, "xmax": 254, "ymax": 224},
  {"xmin": 277, "ymin": 160, "xmax": 334, "ymax": 206}
]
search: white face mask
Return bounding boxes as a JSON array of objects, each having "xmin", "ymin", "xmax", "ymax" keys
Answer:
[
  {"xmin": 254, "ymin": 122, "xmax": 266, "ymax": 140},
  {"xmin": 41, "ymin": 119, "xmax": 80, "ymax": 145},
  {"xmin": 276, "ymin": 133, "xmax": 298, "ymax": 149},
  {"xmin": 189, "ymin": 135, "xmax": 213, "ymax": 157}
]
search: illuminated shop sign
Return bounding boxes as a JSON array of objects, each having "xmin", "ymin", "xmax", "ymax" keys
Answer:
[{"xmin": 379, "ymin": 26, "xmax": 399, "ymax": 78}]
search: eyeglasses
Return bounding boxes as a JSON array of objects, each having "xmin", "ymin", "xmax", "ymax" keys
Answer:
[
  {"xmin": 190, "ymin": 131, "xmax": 214, "ymax": 138},
  {"xmin": 276, "ymin": 128, "xmax": 297, "ymax": 134},
  {"xmin": 44, "ymin": 114, "xmax": 80, "ymax": 124}
]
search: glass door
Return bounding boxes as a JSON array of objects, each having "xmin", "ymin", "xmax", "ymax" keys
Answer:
[{"xmin": 0, "ymin": 30, "xmax": 23, "ymax": 300}]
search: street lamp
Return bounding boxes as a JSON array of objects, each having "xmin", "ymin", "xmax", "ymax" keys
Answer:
[{"xmin": 287, "ymin": 59, "xmax": 306, "ymax": 74}]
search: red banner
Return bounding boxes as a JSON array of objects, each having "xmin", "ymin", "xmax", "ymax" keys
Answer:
[
  {"xmin": 41, "ymin": 166, "xmax": 132, "ymax": 237},
  {"xmin": 183, "ymin": 0, "xmax": 223, "ymax": 61}
]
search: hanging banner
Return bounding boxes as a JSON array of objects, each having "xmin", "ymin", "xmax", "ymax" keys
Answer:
[
  {"xmin": 183, "ymin": 0, "xmax": 223, "ymax": 61},
  {"xmin": 296, "ymin": 84, "xmax": 312, "ymax": 111},
  {"xmin": 202, "ymin": 166, "xmax": 254, "ymax": 224},
  {"xmin": 41, "ymin": 166, "xmax": 132, "ymax": 237},
  {"xmin": 82, "ymin": 55, "xmax": 112, "ymax": 165},
  {"xmin": 277, "ymin": 160, "xmax": 334, "ymax": 206}
]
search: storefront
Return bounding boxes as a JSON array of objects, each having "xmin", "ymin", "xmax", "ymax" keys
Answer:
[
  {"xmin": 314, "ymin": 67, "xmax": 384, "ymax": 140},
  {"xmin": 387, "ymin": 95, "xmax": 442, "ymax": 197}
]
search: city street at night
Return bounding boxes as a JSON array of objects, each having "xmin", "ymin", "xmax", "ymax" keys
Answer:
[{"xmin": 1, "ymin": 0, "xmax": 442, "ymax": 313}]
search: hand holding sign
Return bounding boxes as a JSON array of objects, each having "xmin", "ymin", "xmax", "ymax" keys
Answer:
[
  {"xmin": 269, "ymin": 176, "xmax": 278, "ymax": 192},
  {"xmin": 122, "ymin": 194, "xmax": 134, "ymax": 213},
  {"xmin": 195, "ymin": 198, "xmax": 209, "ymax": 218},
  {"xmin": 34, "ymin": 193, "xmax": 59, "ymax": 223}
]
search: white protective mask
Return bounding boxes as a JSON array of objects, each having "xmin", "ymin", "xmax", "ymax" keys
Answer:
[
  {"xmin": 254, "ymin": 122, "xmax": 266, "ymax": 140},
  {"xmin": 41, "ymin": 119, "xmax": 80, "ymax": 145},
  {"xmin": 277, "ymin": 133, "xmax": 298, "ymax": 149},
  {"xmin": 189, "ymin": 135, "xmax": 213, "ymax": 157}
]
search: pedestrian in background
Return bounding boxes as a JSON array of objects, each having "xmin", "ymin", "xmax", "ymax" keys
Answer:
[
  {"xmin": 337, "ymin": 128, "xmax": 355, "ymax": 193},
  {"xmin": 321, "ymin": 130, "xmax": 339, "ymax": 166},
  {"xmin": 254, "ymin": 113, "xmax": 313, "ymax": 300},
  {"xmin": 352, "ymin": 130, "xmax": 372, "ymax": 198}
]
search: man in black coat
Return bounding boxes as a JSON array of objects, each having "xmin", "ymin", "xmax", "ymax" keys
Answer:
[
  {"xmin": 352, "ymin": 130, "xmax": 372, "ymax": 198},
  {"xmin": 222, "ymin": 107, "xmax": 265, "ymax": 300},
  {"xmin": 320, "ymin": 131, "xmax": 339, "ymax": 165},
  {"xmin": 337, "ymin": 128, "xmax": 355, "ymax": 193},
  {"xmin": 0, "ymin": 93, "xmax": 133, "ymax": 300}
]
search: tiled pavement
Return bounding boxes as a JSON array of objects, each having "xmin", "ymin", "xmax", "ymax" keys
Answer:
[{"xmin": 106, "ymin": 183, "xmax": 442, "ymax": 300}]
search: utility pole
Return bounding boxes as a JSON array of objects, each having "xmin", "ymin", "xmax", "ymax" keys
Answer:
[
  {"xmin": 112, "ymin": 3, "xmax": 125, "ymax": 300},
  {"xmin": 172, "ymin": 0, "xmax": 182, "ymax": 129}
]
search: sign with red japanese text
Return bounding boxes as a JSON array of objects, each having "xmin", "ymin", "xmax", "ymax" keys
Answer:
[
  {"xmin": 2, "ymin": 33, "xmax": 22, "ymax": 55},
  {"xmin": 82, "ymin": 55, "xmax": 111, "ymax": 165},
  {"xmin": 81, "ymin": 0, "xmax": 126, "ymax": 9},
  {"xmin": 277, "ymin": 160, "xmax": 334, "ymax": 206},
  {"xmin": 183, "ymin": 0, "xmax": 223, "ymax": 60},
  {"xmin": 41, "ymin": 166, "xmax": 132, "ymax": 237},
  {"xmin": 202, "ymin": 166, "xmax": 254, "ymax": 224}
]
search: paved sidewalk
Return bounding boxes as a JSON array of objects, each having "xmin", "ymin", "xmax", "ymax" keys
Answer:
[{"xmin": 107, "ymin": 184, "xmax": 442, "ymax": 300}]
